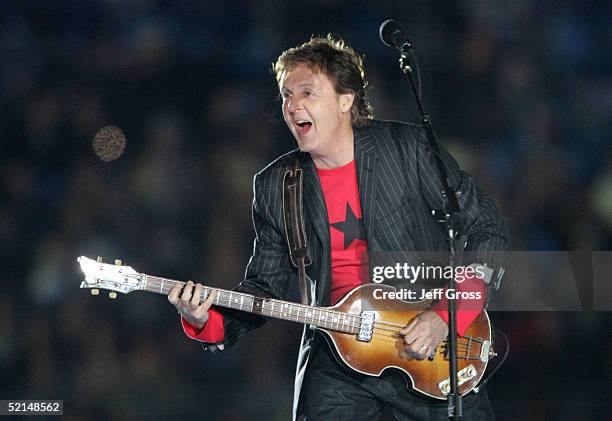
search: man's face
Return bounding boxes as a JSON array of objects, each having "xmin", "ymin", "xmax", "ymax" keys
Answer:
[{"xmin": 279, "ymin": 63, "xmax": 353, "ymax": 157}]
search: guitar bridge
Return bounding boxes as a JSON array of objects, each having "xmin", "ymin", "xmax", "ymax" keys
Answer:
[
  {"xmin": 438, "ymin": 364, "xmax": 478, "ymax": 395},
  {"xmin": 357, "ymin": 311, "xmax": 375, "ymax": 342}
]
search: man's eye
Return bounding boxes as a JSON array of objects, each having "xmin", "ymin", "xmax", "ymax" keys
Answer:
[{"xmin": 305, "ymin": 91, "xmax": 313, "ymax": 96}]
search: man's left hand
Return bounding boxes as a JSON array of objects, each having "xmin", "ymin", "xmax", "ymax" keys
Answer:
[{"xmin": 399, "ymin": 311, "xmax": 449, "ymax": 360}]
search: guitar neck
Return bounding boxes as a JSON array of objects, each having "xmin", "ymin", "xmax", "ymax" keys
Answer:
[{"xmin": 142, "ymin": 275, "xmax": 359, "ymax": 334}]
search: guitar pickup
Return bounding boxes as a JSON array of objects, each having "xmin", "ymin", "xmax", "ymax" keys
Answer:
[
  {"xmin": 437, "ymin": 364, "xmax": 478, "ymax": 396},
  {"xmin": 357, "ymin": 311, "xmax": 375, "ymax": 342}
]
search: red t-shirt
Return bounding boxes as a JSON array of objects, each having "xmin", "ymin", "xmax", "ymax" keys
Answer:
[{"xmin": 316, "ymin": 160, "xmax": 369, "ymax": 304}]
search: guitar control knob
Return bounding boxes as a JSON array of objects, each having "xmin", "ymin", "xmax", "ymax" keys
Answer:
[
  {"xmin": 91, "ymin": 289, "xmax": 100, "ymax": 296},
  {"xmin": 97, "ymin": 256, "xmax": 103, "ymax": 262},
  {"xmin": 115, "ymin": 259, "xmax": 122, "ymax": 266},
  {"xmin": 109, "ymin": 292, "xmax": 117, "ymax": 299}
]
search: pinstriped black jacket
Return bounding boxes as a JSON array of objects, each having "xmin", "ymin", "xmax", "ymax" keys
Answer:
[{"xmin": 210, "ymin": 119, "xmax": 506, "ymax": 419}]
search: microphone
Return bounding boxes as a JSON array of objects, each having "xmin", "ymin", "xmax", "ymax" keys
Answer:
[{"xmin": 379, "ymin": 19, "xmax": 412, "ymax": 50}]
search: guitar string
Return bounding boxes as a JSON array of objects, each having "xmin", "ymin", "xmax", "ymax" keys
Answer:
[
  {"xmin": 372, "ymin": 325, "xmax": 485, "ymax": 348},
  {"xmin": 373, "ymin": 331, "xmax": 479, "ymax": 354},
  {"xmin": 371, "ymin": 325, "xmax": 475, "ymax": 344},
  {"xmin": 376, "ymin": 337, "xmax": 470, "ymax": 352},
  {"xmin": 369, "ymin": 338, "xmax": 475, "ymax": 357},
  {"xmin": 368, "ymin": 337, "xmax": 475, "ymax": 360},
  {"xmin": 372, "ymin": 327, "xmax": 485, "ymax": 352},
  {"xmin": 372, "ymin": 335, "xmax": 474, "ymax": 353},
  {"xmin": 138, "ymin": 277, "xmax": 406, "ymax": 328},
  {"xmin": 370, "ymin": 316, "xmax": 489, "ymax": 332},
  {"xmin": 364, "ymin": 332, "xmax": 471, "ymax": 347},
  {"xmin": 141, "ymin": 279, "xmax": 363, "ymax": 333},
  {"xmin": 143, "ymin": 278, "xmax": 368, "ymax": 329},
  {"xmin": 373, "ymin": 320, "xmax": 422, "ymax": 328},
  {"xmin": 381, "ymin": 332, "xmax": 475, "ymax": 348},
  {"xmin": 139, "ymin": 278, "xmax": 487, "ymax": 343}
]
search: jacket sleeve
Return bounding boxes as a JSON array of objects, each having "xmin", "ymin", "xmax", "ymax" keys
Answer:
[
  {"xmin": 205, "ymin": 170, "xmax": 293, "ymax": 352},
  {"xmin": 412, "ymin": 124, "xmax": 507, "ymax": 273},
  {"xmin": 393, "ymin": 123, "xmax": 506, "ymax": 330}
]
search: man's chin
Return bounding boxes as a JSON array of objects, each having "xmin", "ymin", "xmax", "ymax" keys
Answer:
[{"xmin": 296, "ymin": 139, "xmax": 315, "ymax": 153}]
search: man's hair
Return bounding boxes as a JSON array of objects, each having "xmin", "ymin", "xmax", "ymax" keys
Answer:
[{"xmin": 273, "ymin": 35, "xmax": 374, "ymax": 127}]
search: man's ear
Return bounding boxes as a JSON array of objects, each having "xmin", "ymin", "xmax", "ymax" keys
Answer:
[{"xmin": 340, "ymin": 92, "xmax": 355, "ymax": 114}]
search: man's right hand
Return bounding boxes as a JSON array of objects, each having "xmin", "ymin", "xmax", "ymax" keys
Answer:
[{"xmin": 168, "ymin": 281, "xmax": 217, "ymax": 329}]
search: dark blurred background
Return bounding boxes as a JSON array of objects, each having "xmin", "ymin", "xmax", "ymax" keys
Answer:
[{"xmin": 1, "ymin": 0, "xmax": 611, "ymax": 419}]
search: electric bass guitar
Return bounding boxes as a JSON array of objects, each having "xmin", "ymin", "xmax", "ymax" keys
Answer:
[{"xmin": 77, "ymin": 255, "xmax": 496, "ymax": 399}]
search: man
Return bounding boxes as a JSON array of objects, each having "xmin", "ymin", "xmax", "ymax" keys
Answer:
[{"xmin": 169, "ymin": 36, "xmax": 506, "ymax": 420}]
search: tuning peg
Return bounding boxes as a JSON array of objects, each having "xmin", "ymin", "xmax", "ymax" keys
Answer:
[
  {"xmin": 114, "ymin": 259, "xmax": 122, "ymax": 266},
  {"xmin": 109, "ymin": 291, "xmax": 117, "ymax": 299},
  {"xmin": 97, "ymin": 256, "xmax": 103, "ymax": 263},
  {"xmin": 91, "ymin": 289, "xmax": 100, "ymax": 296}
]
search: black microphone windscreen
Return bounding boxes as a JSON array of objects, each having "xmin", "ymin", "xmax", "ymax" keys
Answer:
[{"xmin": 379, "ymin": 19, "xmax": 411, "ymax": 49}]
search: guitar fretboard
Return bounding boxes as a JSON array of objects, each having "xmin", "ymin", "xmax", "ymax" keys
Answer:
[{"xmin": 142, "ymin": 275, "xmax": 360, "ymax": 334}]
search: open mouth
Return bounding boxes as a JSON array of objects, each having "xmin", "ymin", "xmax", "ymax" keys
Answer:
[{"xmin": 295, "ymin": 120, "xmax": 312, "ymax": 134}]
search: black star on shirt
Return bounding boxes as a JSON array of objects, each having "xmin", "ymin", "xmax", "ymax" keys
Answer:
[{"xmin": 331, "ymin": 202, "xmax": 367, "ymax": 249}]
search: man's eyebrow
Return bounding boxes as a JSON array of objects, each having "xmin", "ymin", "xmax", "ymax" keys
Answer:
[{"xmin": 281, "ymin": 83, "xmax": 315, "ymax": 93}]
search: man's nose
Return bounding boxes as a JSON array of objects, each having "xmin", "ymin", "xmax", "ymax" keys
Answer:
[{"xmin": 287, "ymin": 96, "xmax": 302, "ymax": 114}]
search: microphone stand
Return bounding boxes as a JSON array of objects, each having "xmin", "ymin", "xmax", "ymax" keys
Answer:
[{"xmin": 397, "ymin": 45, "xmax": 464, "ymax": 420}]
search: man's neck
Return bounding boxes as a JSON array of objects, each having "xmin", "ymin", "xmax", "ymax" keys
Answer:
[{"xmin": 311, "ymin": 125, "xmax": 355, "ymax": 170}]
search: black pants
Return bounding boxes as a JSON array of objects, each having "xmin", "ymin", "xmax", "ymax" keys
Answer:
[{"xmin": 300, "ymin": 334, "xmax": 495, "ymax": 421}]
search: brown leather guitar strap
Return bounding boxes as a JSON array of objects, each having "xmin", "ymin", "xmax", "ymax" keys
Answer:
[{"xmin": 282, "ymin": 157, "xmax": 312, "ymax": 305}]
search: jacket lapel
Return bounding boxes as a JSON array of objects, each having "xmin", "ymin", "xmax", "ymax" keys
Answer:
[
  {"xmin": 354, "ymin": 125, "xmax": 379, "ymax": 244},
  {"xmin": 299, "ymin": 154, "xmax": 331, "ymax": 305},
  {"xmin": 300, "ymin": 154, "xmax": 330, "ymax": 250}
]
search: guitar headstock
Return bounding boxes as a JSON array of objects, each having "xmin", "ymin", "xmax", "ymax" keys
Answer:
[{"xmin": 77, "ymin": 256, "xmax": 142, "ymax": 298}]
